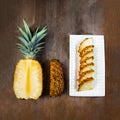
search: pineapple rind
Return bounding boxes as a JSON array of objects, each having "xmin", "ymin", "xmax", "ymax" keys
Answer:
[{"xmin": 50, "ymin": 59, "xmax": 64, "ymax": 96}]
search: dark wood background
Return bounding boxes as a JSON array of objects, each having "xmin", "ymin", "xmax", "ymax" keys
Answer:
[{"xmin": 0, "ymin": 0, "xmax": 119, "ymax": 120}]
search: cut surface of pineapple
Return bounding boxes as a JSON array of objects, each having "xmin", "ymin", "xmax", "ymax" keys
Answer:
[
  {"xmin": 77, "ymin": 37, "xmax": 94, "ymax": 91},
  {"xmin": 14, "ymin": 59, "xmax": 42, "ymax": 99}
]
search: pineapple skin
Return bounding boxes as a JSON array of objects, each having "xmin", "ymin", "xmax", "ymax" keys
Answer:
[
  {"xmin": 50, "ymin": 59, "xmax": 64, "ymax": 96},
  {"xmin": 13, "ymin": 58, "xmax": 43, "ymax": 99}
]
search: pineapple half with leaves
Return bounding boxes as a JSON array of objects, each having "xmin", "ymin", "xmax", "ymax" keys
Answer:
[{"xmin": 13, "ymin": 19, "xmax": 47, "ymax": 99}]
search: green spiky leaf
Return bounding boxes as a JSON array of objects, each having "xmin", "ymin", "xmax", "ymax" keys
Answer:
[
  {"xmin": 34, "ymin": 47, "xmax": 44, "ymax": 54},
  {"xmin": 18, "ymin": 36, "xmax": 29, "ymax": 48},
  {"xmin": 17, "ymin": 43, "xmax": 28, "ymax": 51},
  {"xmin": 35, "ymin": 33, "xmax": 47, "ymax": 44},
  {"xmin": 31, "ymin": 26, "xmax": 47, "ymax": 43},
  {"xmin": 23, "ymin": 19, "xmax": 32, "ymax": 39},
  {"xmin": 34, "ymin": 42, "xmax": 45, "ymax": 48},
  {"xmin": 18, "ymin": 27, "xmax": 29, "ymax": 42},
  {"xmin": 17, "ymin": 19, "xmax": 47, "ymax": 59},
  {"xmin": 19, "ymin": 49, "xmax": 27, "ymax": 57},
  {"xmin": 34, "ymin": 26, "xmax": 40, "ymax": 34}
]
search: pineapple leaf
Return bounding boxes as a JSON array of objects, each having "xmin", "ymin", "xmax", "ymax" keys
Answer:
[
  {"xmin": 34, "ymin": 26, "xmax": 40, "ymax": 35},
  {"xmin": 35, "ymin": 46, "xmax": 44, "ymax": 50},
  {"xmin": 18, "ymin": 36, "xmax": 29, "ymax": 48},
  {"xmin": 17, "ymin": 20, "xmax": 47, "ymax": 58},
  {"xmin": 34, "ymin": 42, "xmax": 45, "ymax": 48},
  {"xmin": 37, "ymin": 26, "xmax": 47, "ymax": 38},
  {"xmin": 19, "ymin": 49, "xmax": 27, "ymax": 56},
  {"xmin": 18, "ymin": 26, "xmax": 29, "ymax": 42},
  {"xmin": 31, "ymin": 33, "xmax": 37, "ymax": 44},
  {"xmin": 19, "ymin": 48, "xmax": 30, "ymax": 58},
  {"xmin": 17, "ymin": 43, "xmax": 28, "ymax": 52},
  {"xmin": 31, "ymin": 26, "xmax": 47, "ymax": 43},
  {"xmin": 34, "ymin": 47, "xmax": 44, "ymax": 53},
  {"xmin": 23, "ymin": 19, "xmax": 32, "ymax": 39},
  {"xmin": 35, "ymin": 33, "xmax": 47, "ymax": 44}
]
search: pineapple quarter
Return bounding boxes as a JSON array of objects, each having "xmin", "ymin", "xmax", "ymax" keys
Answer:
[
  {"xmin": 13, "ymin": 19, "xmax": 47, "ymax": 99},
  {"xmin": 50, "ymin": 59, "xmax": 64, "ymax": 96}
]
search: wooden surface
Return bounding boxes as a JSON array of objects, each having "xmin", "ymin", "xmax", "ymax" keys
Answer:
[{"xmin": 0, "ymin": 0, "xmax": 119, "ymax": 120}]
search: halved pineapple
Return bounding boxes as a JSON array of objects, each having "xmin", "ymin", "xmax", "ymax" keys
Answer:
[{"xmin": 13, "ymin": 19, "xmax": 47, "ymax": 99}]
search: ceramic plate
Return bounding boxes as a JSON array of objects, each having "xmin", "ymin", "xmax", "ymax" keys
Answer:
[{"xmin": 69, "ymin": 35, "xmax": 105, "ymax": 97}]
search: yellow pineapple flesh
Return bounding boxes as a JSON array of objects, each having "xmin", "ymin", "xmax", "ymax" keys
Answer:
[{"xmin": 14, "ymin": 59, "xmax": 42, "ymax": 99}]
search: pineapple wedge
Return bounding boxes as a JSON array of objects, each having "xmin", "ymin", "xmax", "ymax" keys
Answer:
[
  {"xmin": 13, "ymin": 19, "xmax": 47, "ymax": 99},
  {"xmin": 50, "ymin": 59, "xmax": 64, "ymax": 96}
]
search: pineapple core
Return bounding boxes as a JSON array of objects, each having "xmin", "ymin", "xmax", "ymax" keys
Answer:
[{"xmin": 14, "ymin": 59, "xmax": 42, "ymax": 99}]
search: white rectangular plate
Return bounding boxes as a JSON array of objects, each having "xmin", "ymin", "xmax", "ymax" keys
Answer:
[{"xmin": 69, "ymin": 35, "xmax": 105, "ymax": 97}]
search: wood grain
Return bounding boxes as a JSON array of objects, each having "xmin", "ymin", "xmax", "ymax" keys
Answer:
[
  {"xmin": 0, "ymin": 0, "xmax": 119, "ymax": 120},
  {"xmin": 104, "ymin": 0, "xmax": 120, "ymax": 119}
]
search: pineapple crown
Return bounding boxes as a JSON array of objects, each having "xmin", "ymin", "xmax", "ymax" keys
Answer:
[{"xmin": 17, "ymin": 19, "xmax": 47, "ymax": 59}]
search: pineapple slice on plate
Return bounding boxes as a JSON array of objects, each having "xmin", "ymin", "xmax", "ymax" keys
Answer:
[{"xmin": 13, "ymin": 19, "xmax": 47, "ymax": 99}]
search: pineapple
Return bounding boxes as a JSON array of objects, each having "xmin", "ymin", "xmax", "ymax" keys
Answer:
[
  {"xmin": 13, "ymin": 19, "xmax": 47, "ymax": 99},
  {"xmin": 50, "ymin": 59, "xmax": 64, "ymax": 96}
]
